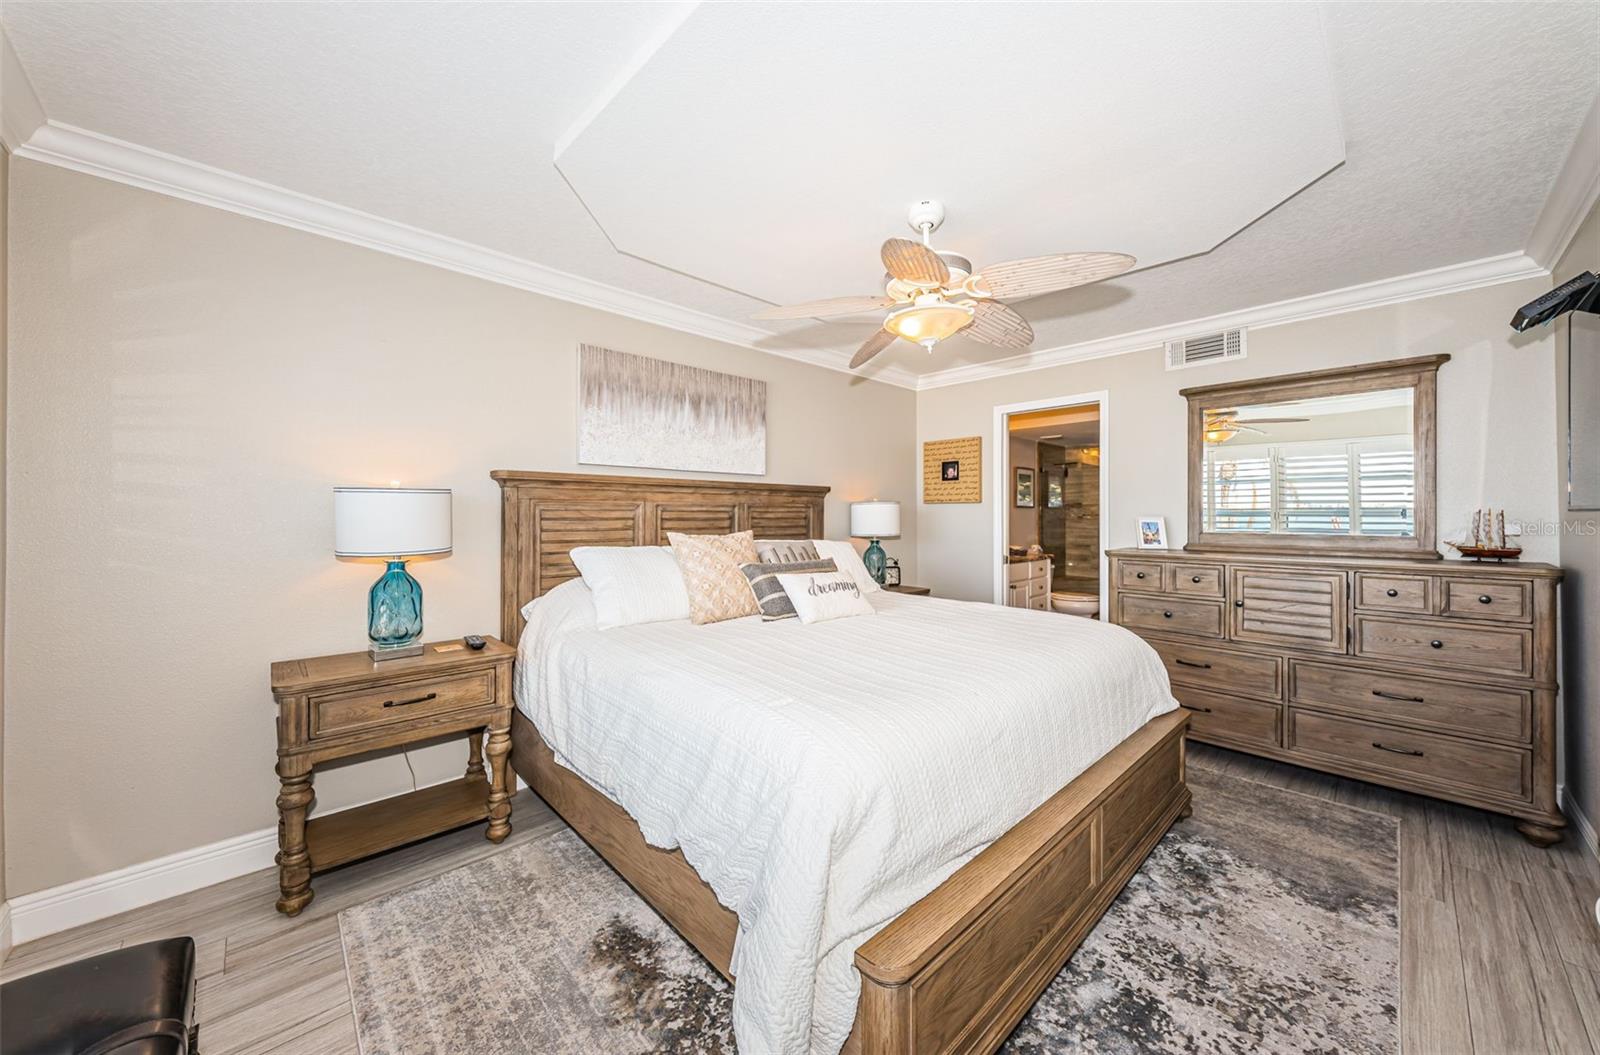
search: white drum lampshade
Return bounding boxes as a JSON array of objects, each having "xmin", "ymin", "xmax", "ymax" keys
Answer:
[
  {"xmin": 334, "ymin": 487, "xmax": 453, "ymax": 558},
  {"xmin": 849, "ymin": 500, "xmax": 901, "ymax": 540}
]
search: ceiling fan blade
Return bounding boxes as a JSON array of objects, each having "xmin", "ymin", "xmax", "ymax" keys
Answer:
[
  {"xmin": 881, "ymin": 238, "xmax": 950, "ymax": 287},
  {"xmin": 751, "ymin": 295, "xmax": 895, "ymax": 321},
  {"xmin": 964, "ymin": 300, "xmax": 1034, "ymax": 349},
  {"xmin": 1230, "ymin": 417, "xmax": 1310, "ymax": 424},
  {"xmin": 849, "ymin": 329, "xmax": 898, "ymax": 369},
  {"xmin": 973, "ymin": 252, "xmax": 1136, "ymax": 300}
]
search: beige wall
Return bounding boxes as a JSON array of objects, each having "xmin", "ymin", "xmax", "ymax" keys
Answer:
[
  {"xmin": 1554, "ymin": 199, "xmax": 1600, "ymax": 837},
  {"xmin": 1007, "ymin": 436, "xmax": 1039, "ymax": 547},
  {"xmin": 916, "ymin": 276, "xmax": 1560, "ymax": 604},
  {"xmin": 4, "ymin": 160, "xmax": 919, "ymax": 895}
]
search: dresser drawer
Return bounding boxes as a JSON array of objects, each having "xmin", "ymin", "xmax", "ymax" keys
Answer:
[
  {"xmin": 1117, "ymin": 594, "xmax": 1223, "ymax": 639},
  {"xmin": 1440, "ymin": 577, "xmax": 1531, "ymax": 623},
  {"xmin": 1173, "ymin": 687, "xmax": 1281, "ymax": 749},
  {"xmin": 1354, "ymin": 616, "xmax": 1531, "ymax": 678},
  {"xmin": 1227, "ymin": 568, "xmax": 1347, "ymax": 653},
  {"xmin": 1355, "ymin": 573, "xmax": 1431, "ymax": 614},
  {"xmin": 1170, "ymin": 564, "xmax": 1225, "ymax": 599},
  {"xmin": 1287, "ymin": 710, "xmax": 1530, "ymax": 802},
  {"xmin": 309, "ymin": 670, "xmax": 496, "ymax": 739},
  {"xmin": 1007, "ymin": 559, "xmax": 1049, "ymax": 584},
  {"xmin": 1147, "ymin": 638, "xmax": 1282, "ymax": 701},
  {"xmin": 1028, "ymin": 593, "xmax": 1048, "ymax": 612},
  {"xmin": 1290, "ymin": 661, "xmax": 1530, "ymax": 743},
  {"xmin": 1118, "ymin": 560, "xmax": 1165, "ymax": 591}
]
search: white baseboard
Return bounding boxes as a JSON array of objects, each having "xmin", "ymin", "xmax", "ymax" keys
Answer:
[
  {"xmin": 9, "ymin": 774, "xmax": 532, "ymax": 947},
  {"xmin": 9, "ymin": 827, "xmax": 280, "ymax": 946},
  {"xmin": 1559, "ymin": 783, "xmax": 1600, "ymax": 863},
  {"xmin": 1, "ymin": 900, "xmax": 14, "ymax": 963}
]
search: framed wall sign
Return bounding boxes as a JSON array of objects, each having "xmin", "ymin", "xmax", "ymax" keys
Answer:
[{"xmin": 923, "ymin": 437, "xmax": 982, "ymax": 503}]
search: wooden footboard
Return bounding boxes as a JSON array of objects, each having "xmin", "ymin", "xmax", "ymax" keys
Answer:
[{"xmin": 510, "ymin": 707, "xmax": 1190, "ymax": 1055}]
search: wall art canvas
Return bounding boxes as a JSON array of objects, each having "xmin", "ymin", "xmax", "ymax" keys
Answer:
[
  {"xmin": 578, "ymin": 344, "xmax": 767, "ymax": 475},
  {"xmin": 922, "ymin": 436, "xmax": 982, "ymax": 503}
]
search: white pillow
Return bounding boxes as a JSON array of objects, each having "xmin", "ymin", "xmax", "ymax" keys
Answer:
[
  {"xmin": 811, "ymin": 538, "xmax": 881, "ymax": 594},
  {"xmin": 776, "ymin": 567, "xmax": 877, "ymax": 624},
  {"xmin": 569, "ymin": 546, "xmax": 691, "ymax": 630}
]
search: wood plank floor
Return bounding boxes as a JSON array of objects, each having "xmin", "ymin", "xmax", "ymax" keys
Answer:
[{"xmin": 5, "ymin": 744, "xmax": 1598, "ymax": 1054}]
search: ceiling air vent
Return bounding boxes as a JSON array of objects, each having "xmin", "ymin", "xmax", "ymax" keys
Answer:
[{"xmin": 1164, "ymin": 328, "xmax": 1247, "ymax": 371}]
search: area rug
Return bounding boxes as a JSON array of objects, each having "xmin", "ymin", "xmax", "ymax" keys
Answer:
[{"xmin": 338, "ymin": 766, "xmax": 1398, "ymax": 1054}]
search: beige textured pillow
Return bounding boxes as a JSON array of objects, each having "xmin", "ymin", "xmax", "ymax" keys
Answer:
[{"xmin": 668, "ymin": 530, "xmax": 761, "ymax": 625}]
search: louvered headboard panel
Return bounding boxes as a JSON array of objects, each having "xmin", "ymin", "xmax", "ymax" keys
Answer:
[{"xmin": 492, "ymin": 471, "xmax": 830, "ymax": 643}]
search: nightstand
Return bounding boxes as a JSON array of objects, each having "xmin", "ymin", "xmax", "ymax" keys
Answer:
[
  {"xmin": 883, "ymin": 584, "xmax": 931, "ymax": 596},
  {"xmin": 269, "ymin": 637, "xmax": 516, "ymax": 915}
]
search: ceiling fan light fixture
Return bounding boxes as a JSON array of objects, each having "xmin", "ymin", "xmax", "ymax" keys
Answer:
[
  {"xmin": 1204, "ymin": 424, "xmax": 1240, "ymax": 445},
  {"xmin": 883, "ymin": 298, "xmax": 975, "ymax": 350}
]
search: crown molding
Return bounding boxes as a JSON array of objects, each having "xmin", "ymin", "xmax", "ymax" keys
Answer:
[
  {"xmin": 10, "ymin": 120, "xmax": 922, "ymax": 390},
  {"xmin": 1526, "ymin": 90, "xmax": 1600, "ymax": 271},
  {"xmin": 0, "ymin": 27, "xmax": 46, "ymax": 152},
  {"xmin": 913, "ymin": 250, "xmax": 1548, "ymax": 391},
  {"xmin": 6, "ymin": 115, "xmax": 1555, "ymax": 396}
]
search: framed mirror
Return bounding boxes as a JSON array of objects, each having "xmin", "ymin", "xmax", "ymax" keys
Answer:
[{"xmin": 1182, "ymin": 354, "xmax": 1448, "ymax": 557}]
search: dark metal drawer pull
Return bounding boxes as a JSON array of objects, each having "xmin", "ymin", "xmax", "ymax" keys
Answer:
[
  {"xmin": 1135, "ymin": 572, "xmax": 1147, "ymax": 579},
  {"xmin": 384, "ymin": 691, "xmax": 439, "ymax": 709},
  {"xmin": 1191, "ymin": 575, "xmax": 1203, "ymax": 584},
  {"xmin": 1430, "ymin": 640, "xmax": 1444, "ymax": 649},
  {"xmin": 1175, "ymin": 659, "xmax": 1212, "ymax": 669},
  {"xmin": 1386, "ymin": 588, "xmax": 1398, "ymax": 597},
  {"xmin": 1479, "ymin": 594, "xmax": 1492, "ymax": 604},
  {"xmin": 1372, "ymin": 689, "xmax": 1425, "ymax": 703},
  {"xmin": 1162, "ymin": 610, "xmax": 1174, "ymax": 619},
  {"xmin": 1234, "ymin": 599, "xmax": 1245, "ymax": 608},
  {"xmin": 1180, "ymin": 704, "xmax": 1213, "ymax": 714},
  {"xmin": 1372, "ymin": 742, "xmax": 1424, "ymax": 757}
]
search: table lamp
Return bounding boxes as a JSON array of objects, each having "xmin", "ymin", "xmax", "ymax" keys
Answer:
[
  {"xmin": 850, "ymin": 499, "xmax": 901, "ymax": 585},
  {"xmin": 334, "ymin": 486, "xmax": 452, "ymax": 660}
]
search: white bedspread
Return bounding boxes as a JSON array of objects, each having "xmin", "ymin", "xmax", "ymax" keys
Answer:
[{"xmin": 515, "ymin": 583, "xmax": 1177, "ymax": 1055}]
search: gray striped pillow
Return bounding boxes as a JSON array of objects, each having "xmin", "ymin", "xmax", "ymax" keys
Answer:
[
  {"xmin": 740, "ymin": 558, "xmax": 837, "ymax": 621},
  {"xmin": 754, "ymin": 539, "xmax": 821, "ymax": 564}
]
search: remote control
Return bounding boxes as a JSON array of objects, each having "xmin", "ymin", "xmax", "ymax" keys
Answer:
[{"xmin": 464, "ymin": 635, "xmax": 486, "ymax": 651}]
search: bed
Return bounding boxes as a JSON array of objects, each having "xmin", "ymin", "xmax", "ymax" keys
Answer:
[{"xmin": 494, "ymin": 470, "xmax": 1189, "ymax": 1055}]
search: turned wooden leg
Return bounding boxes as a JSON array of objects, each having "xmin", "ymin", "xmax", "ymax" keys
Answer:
[
  {"xmin": 484, "ymin": 721, "xmax": 513, "ymax": 844},
  {"xmin": 1516, "ymin": 819, "xmax": 1566, "ymax": 847},
  {"xmin": 1178, "ymin": 800, "xmax": 1194, "ymax": 820},
  {"xmin": 275, "ymin": 758, "xmax": 315, "ymax": 915},
  {"xmin": 465, "ymin": 731, "xmax": 485, "ymax": 783}
]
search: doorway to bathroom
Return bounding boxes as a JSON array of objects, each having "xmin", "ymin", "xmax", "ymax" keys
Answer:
[{"xmin": 991, "ymin": 392, "xmax": 1108, "ymax": 619}]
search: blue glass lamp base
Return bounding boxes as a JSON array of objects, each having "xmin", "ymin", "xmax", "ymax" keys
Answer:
[
  {"xmin": 368, "ymin": 560, "xmax": 425, "ymax": 661},
  {"xmin": 862, "ymin": 539, "xmax": 887, "ymax": 584}
]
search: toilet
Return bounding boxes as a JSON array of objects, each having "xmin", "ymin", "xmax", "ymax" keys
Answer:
[{"xmin": 1050, "ymin": 590, "xmax": 1100, "ymax": 619}]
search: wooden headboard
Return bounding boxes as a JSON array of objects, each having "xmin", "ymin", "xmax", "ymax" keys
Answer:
[{"xmin": 492, "ymin": 470, "xmax": 830, "ymax": 642}]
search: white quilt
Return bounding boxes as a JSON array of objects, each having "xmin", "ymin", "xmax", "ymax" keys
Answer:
[{"xmin": 515, "ymin": 583, "xmax": 1177, "ymax": 1055}]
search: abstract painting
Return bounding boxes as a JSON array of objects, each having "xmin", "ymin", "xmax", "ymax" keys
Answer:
[{"xmin": 578, "ymin": 344, "xmax": 767, "ymax": 475}]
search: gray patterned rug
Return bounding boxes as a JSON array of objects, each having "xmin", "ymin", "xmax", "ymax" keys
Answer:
[{"xmin": 339, "ymin": 766, "xmax": 1398, "ymax": 1054}]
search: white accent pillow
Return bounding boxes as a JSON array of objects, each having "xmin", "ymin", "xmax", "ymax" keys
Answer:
[
  {"xmin": 811, "ymin": 538, "xmax": 882, "ymax": 594},
  {"xmin": 569, "ymin": 546, "xmax": 692, "ymax": 630},
  {"xmin": 776, "ymin": 568, "xmax": 876, "ymax": 624}
]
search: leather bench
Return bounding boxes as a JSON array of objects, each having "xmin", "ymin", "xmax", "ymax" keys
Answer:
[{"xmin": 0, "ymin": 937, "xmax": 198, "ymax": 1054}]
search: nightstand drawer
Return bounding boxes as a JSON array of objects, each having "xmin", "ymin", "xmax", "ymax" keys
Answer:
[{"xmin": 309, "ymin": 669, "xmax": 495, "ymax": 739}]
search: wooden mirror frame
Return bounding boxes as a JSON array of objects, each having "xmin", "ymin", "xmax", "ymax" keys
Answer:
[{"xmin": 1181, "ymin": 353, "xmax": 1449, "ymax": 559}]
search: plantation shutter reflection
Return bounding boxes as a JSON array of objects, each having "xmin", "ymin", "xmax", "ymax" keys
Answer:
[{"xmin": 1205, "ymin": 435, "xmax": 1414, "ymax": 537}]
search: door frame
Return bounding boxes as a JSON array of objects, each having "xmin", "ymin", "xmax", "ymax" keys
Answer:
[{"xmin": 991, "ymin": 390, "xmax": 1110, "ymax": 614}]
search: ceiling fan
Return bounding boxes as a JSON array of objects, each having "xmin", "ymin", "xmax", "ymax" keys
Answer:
[
  {"xmin": 1203, "ymin": 409, "xmax": 1310, "ymax": 444},
  {"xmin": 751, "ymin": 201, "xmax": 1136, "ymax": 369}
]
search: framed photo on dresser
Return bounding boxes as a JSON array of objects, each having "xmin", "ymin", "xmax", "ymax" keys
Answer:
[{"xmin": 1136, "ymin": 516, "xmax": 1168, "ymax": 548}]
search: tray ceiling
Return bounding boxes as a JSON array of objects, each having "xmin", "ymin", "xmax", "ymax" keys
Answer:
[
  {"xmin": 554, "ymin": 4, "xmax": 1344, "ymax": 307},
  {"xmin": 3, "ymin": 2, "xmax": 1596, "ymax": 383}
]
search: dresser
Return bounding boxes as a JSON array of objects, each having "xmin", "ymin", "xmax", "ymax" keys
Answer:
[
  {"xmin": 1005, "ymin": 556, "xmax": 1052, "ymax": 610},
  {"xmin": 1108, "ymin": 548, "xmax": 1565, "ymax": 845}
]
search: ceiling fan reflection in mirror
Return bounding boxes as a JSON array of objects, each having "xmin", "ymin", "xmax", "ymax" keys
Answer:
[{"xmin": 751, "ymin": 200, "xmax": 1137, "ymax": 369}]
